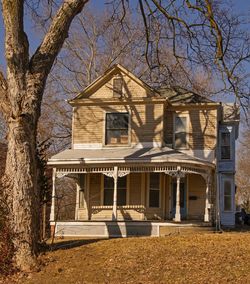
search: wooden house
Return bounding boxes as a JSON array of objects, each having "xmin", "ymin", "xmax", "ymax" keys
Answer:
[{"xmin": 48, "ymin": 64, "xmax": 239, "ymax": 237}]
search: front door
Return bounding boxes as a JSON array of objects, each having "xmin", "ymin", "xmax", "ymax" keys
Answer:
[{"xmin": 171, "ymin": 178, "xmax": 187, "ymax": 219}]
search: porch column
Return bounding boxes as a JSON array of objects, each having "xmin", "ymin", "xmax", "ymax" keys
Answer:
[
  {"xmin": 112, "ymin": 166, "xmax": 118, "ymax": 221},
  {"xmin": 50, "ymin": 168, "xmax": 56, "ymax": 222},
  {"xmin": 175, "ymin": 173, "xmax": 181, "ymax": 222},
  {"xmin": 204, "ymin": 174, "xmax": 211, "ymax": 222}
]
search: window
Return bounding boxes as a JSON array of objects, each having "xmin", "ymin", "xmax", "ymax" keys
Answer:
[
  {"xmin": 149, "ymin": 173, "xmax": 160, "ymax": 208},
  {"xmin": 221, "ymin": 132, "xmax": 231, "ymax": 160},
  {"xmin": 223, "ymin": 179, "xmax": 232, "ymax": 211},
  {"xmin": 104, "ymin": 176, "xmax": 127, "ymax": 206},
  {"xmin": 113, "ymin": 77, "xmax": 123, "ymax": 98},
  {"xmin": 174, "ymin": 116, "xmax": 187, "ymax": 149},
  {"xmin": 105, "ymin": 112, "xmax": 129, "ymax": 145},
  {"xmin": 79, "ymin": 175, "xmax": 86, "ymax": 208}
]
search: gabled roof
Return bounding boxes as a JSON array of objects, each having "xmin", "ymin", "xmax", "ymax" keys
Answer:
[
  {"xmin": 71, "ymin": 64, "xmax": 158, "ymax": 101},
  {"xmin": 158, "ymin": 86, "xmax": 215, "ymax": 104}
]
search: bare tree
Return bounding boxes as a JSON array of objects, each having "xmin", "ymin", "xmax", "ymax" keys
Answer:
[
  {"xmin": 236, "ymin": 114, "xmax": 250, "ymax": 211},
  {"xmin": 0, "ymin": 0, "xmax": 89, "ymax": 271},
  {"xmin": 0, "ymin": 0, "xmax": 249, "ymax": 272}
]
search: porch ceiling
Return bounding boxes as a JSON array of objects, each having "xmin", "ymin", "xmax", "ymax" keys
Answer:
[{"xmin": 48, "ymin": 147, "xmax": 214, "ymax": 168}]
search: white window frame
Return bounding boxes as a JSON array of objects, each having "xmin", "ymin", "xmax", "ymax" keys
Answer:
[
  {"xmin": 147, "ymin": 173, "xmax": 161, "ymax": 208},
  {"xmin": 173, "ymin": 113, "xmax": 189, "ymax": 150},
  {"xmin": 222, "ymin": 175, "xmax": 234, "ymax": 212},
  {"xmin": 103, "ymin": 111, "xmax": 131, "ymax": 147}
]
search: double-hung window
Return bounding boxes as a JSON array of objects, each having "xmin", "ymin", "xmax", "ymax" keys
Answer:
[
  {"xmin": 221, "ymin": 132, "xmax": 231, "ymax": 160},
  {"xmin": 105, "ymin": 112, "xmax": 129, "ymax": 145},
  {"xmin": 223, "ymin": 178, "xmax": 233, "ymax": 211},
  {"xmin": 174, "ymin": 116, "xmax": 188, "ymax": 149},
  {"xmin": 104, "ymin": 176, "xmax": 127, "ymax": 206},
  {"xmin": 149, "ymin": 173, "xmax": 160, "ymax": 208}
]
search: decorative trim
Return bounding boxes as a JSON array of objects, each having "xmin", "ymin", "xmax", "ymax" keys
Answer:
[{"xmin": 73, "ymin": 143, "xmax": 103, "ymax": 149}]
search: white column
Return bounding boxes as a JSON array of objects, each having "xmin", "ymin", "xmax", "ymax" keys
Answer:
[
  {"xmin": 175, "ymin": 174, "xmax": 181, "ymax": 222},
  {"xmin": 112, "ymin": 166, "xmax": 118, "ymax": 221},
  {"xmin": 204, "ymin": 174, "xmax": 210, "ymax": 222},
  {"xmin": 75, "ymin": 175, "xmax": 80, "ymax": 220},
  {"xmin": 50, "ymin": 168, "xmax": 56, "ymax": 222}
]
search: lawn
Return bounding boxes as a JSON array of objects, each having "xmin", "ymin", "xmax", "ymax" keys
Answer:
[{"xmin": 5, "ymin": 232, "xmax": 250, "ymax": 283}]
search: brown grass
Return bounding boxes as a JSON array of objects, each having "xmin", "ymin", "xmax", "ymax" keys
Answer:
[{"xmin": 3, "ymin": 232, "xmax": 250, "ymax": 284}]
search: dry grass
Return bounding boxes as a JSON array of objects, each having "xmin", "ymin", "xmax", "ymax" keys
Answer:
[{"xmin": 4, "ymin": 232, "xmax": 250, "ymax": 284}]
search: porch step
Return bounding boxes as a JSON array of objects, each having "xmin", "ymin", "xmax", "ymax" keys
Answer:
[{"xmin": 159, "ymin": 226, "xmax": 215, "ymax": 236}]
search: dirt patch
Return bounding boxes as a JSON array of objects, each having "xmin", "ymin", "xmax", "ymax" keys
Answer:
[{"xmin": 3, "ymin": 232, "xmax": 250, "ymax": 284}]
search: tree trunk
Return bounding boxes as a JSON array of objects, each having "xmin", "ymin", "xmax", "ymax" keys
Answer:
[
  {"xmin": 4, "ymin": 114, "xmax": 40, "ymax": 271},
  {"xmin": 0, "ymin": 0, "xmax": 89, "ymax": 271}
]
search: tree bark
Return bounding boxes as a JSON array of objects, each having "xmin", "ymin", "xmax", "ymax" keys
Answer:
[{"xmin": 1, "ymin": 0, "xmax": 89, "ymax": 271}]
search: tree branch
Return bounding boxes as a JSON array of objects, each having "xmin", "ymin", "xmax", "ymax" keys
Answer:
[{"xmin": 29, "ymin": 0, "xmax": 89, "ymax": 76}]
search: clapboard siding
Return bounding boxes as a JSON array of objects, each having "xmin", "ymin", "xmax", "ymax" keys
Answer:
[
  {"xmin": 188, "ymin": 174, "xmax": 206, "ymax": 220},
  {"xmin": 73, "ymin": 103, "xmax": 164, "ymax": 145},
  {"xmin": 129, "ymin": 173, "xmax": 142, "ymax": 205},
  {"xmin": 87, "ymin": 73, "xmax": 152, "ymax": 99},
  {"xmin": 164, "ymin": 108, "xmax": 218, "ymax": 150}
]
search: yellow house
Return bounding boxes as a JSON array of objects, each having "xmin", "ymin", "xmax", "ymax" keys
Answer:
[{"xmin": 48, "ymin": 64, "xmax": 239, "ymax": 237}]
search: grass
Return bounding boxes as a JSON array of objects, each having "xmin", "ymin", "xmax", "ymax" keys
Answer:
[{"xmin": 3, "ymin": 232, "xmax": 250, "ymax": 284}]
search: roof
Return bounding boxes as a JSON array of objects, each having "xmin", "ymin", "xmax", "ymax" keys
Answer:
[
  {"xmin": 48, "ymin": 147, "xmax": 214, "ymax": 168},
  {"xmin": 70, "ymin": 64, "xmax": 158, "ymax": 101},
  {"xmin": 158, "ymin": 86, "xmax": 215, "ymax": 104}
]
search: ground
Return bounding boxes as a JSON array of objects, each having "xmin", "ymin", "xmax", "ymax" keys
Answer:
[{"xmin": 2, "ymin": 232, "xmax": 250, "ymax": 283}]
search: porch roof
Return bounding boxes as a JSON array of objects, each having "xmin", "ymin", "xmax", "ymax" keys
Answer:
[{"xmin": 48, "ymin": 147, "xmax": 214, "ymax": 168}]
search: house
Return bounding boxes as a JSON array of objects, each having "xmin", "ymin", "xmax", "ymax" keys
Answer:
[{"xmin": 48, "ymin": 64, "xmax": 239, "ymax": 237}]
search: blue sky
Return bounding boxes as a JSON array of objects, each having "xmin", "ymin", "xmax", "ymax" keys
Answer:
[{"xmin": 0, "ymin": 1, "xmax": 250, "ymax": 70}]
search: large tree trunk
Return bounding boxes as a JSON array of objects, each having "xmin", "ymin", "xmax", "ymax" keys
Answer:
[
  {"xmin": 4, "ymin": 115, "xmax": 39, "ymax": 270},
  {"xmin": 0, "ymin": 0, "xmax": 89, "ymax": 271}
]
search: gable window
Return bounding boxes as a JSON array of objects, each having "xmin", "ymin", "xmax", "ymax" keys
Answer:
[
  {"xmin": 104, "ymin": 176, "xmax": 127, "ymax": 206},
  {"xmin": 105, "ymin": 112, "xmax": 129, "ymax": 145},
  {"xmin": 223, "ymin": 178, "xmax": 232, "ymax": 211},
  {"xmin": 113, "ymin": 77, "xmax": 123, "ymax": 98},
  {"xmin": 174, "ymin": 116, "xmax": 188, "ymax": 149},
  {"xmin": 221, "ymin": 132, "xmax": 231, "ymax": 160},
  {"xmin": 149, "ymin": 173, "xmax": 160, "ymax": 208}
]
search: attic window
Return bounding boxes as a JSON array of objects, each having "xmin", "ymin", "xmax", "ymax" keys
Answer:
[{"xmin": 113, "ymin": 77, "xmax": 123, "ymax": 98}]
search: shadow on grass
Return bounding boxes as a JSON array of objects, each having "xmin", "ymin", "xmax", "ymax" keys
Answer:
[{"xmin": 40, "ymin": 238, "xmax": 106, "ymax": 253}]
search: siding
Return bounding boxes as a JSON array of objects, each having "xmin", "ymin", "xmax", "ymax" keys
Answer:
[
  {"xmin": 164, "ymin": 108, "xmax": 218, "ymax": 150},
  {"xmin": 129, "ymin": 173, "xmax": 142, "ymax": 205},
  {"xmin": 73, "ymin": 103, "xmax": 164, "ymax": 145},
  {"xmin": 87, "ymin": 73, "xmax": 152, "ymax": 99},
  {"xmin": 188, "ymin": 174, "xmax": 206, "ymax": 219}
]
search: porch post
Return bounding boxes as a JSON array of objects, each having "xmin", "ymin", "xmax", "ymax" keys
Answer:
[
  {"xmin": 112, "ymin": 166, "xmax": 118, "ymax": 221},
  {"xmin": 204, "ymin": 174, "xmax": 211, "ymax": 222},
  {"xmin": 175, "ymin": 173, "xmax": 181, "ymax": 222},
  {"xmin": 50, "ymin": 168, "xmax": 56, "ymax": 222}
]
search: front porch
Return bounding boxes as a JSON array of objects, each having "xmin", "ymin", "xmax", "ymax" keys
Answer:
[{"xmin": 48, "ymin": 147, "xmax": 217, "ymax": 237}]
